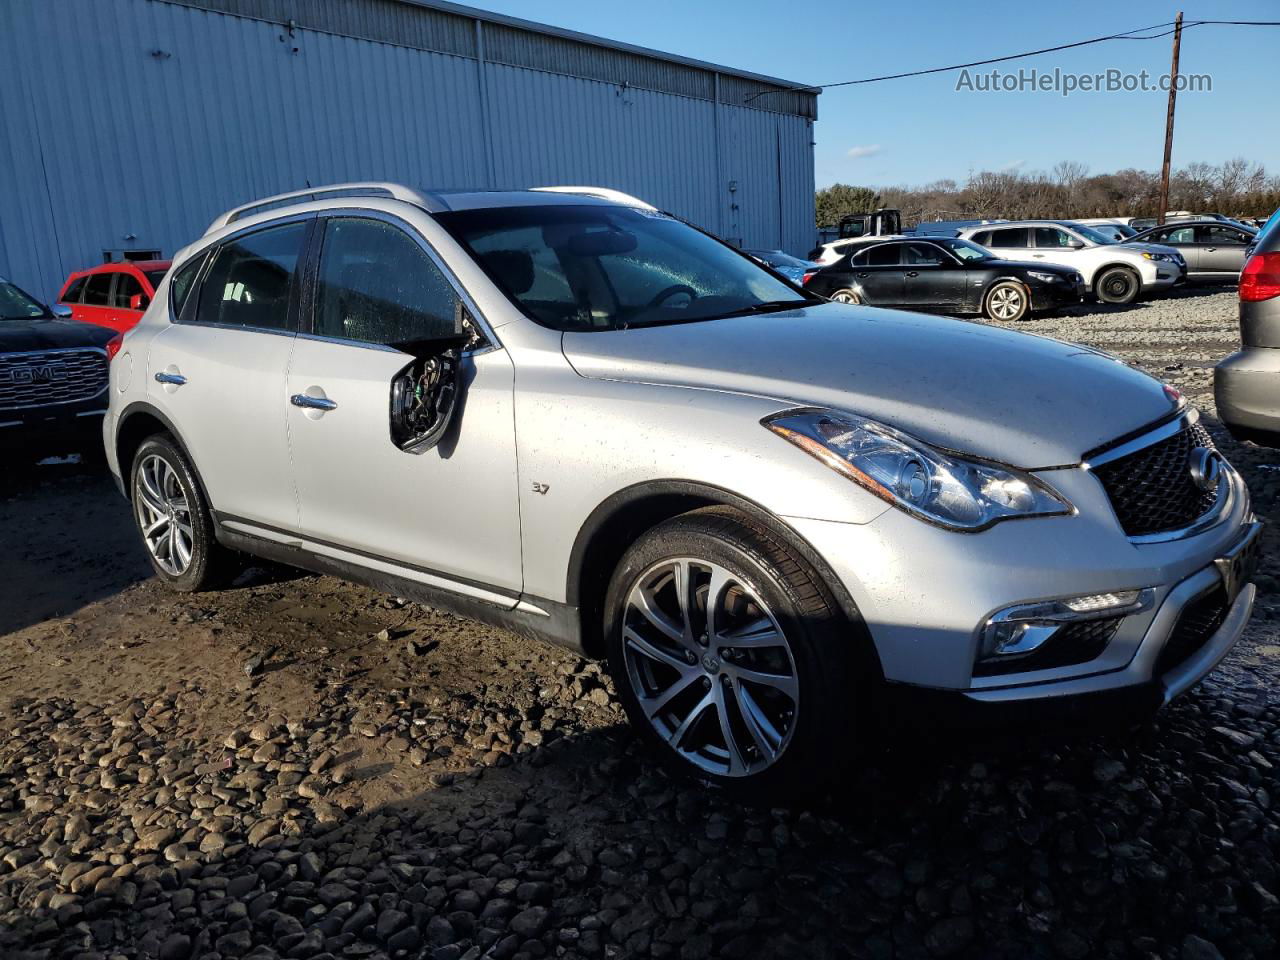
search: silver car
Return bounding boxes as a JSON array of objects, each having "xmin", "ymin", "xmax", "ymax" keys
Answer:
[{"xmin": 105, "ymin": 183, "xmax": 1259, "ymax": 795}]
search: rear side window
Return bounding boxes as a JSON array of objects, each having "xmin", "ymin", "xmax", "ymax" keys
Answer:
[
  {"xmin": 60, "ymin": 276, "xmax": 87, "ymax": 303},
  {"xmin": 989, "ymin": 228, "xmax": 1028, "ymax": 248},
  {"xmin": 196, "ymin": 222, "xmax": 306, "ymax": 330},
  {"xmin": 112, "ymin": 272, "xmax": 143, "ymax": 308},
  {"xmin": 83, "ymin": 274, "xmax": 112, "ymax": 306},
  {"xmin": 314, "ymin": 217, "xmax": 460, "ymax": 345},
  {"xmin": 865, "ymin": 244, "xmax": 901, "ymax": 266}
]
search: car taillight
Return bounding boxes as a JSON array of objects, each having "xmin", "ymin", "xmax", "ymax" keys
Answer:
[
  {"xmin": 1240, "ymin": 252, "xmax": 1280, "ymax": 302},
  {"xmin": 801, "ymin": 271, "xmax": 816, "ymax": 286},
  {"xmin": 105, "ymin": 334, "xmax": 124, "ymax": 361}
]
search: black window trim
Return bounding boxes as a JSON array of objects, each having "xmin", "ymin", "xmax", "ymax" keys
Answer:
[
  {"xmin": 172, "ymin": 212, "xmax": 317, "ymax": 338},
  {"xmin": 300, "ymin": 206, "xmax": 500, "ymax": 355},
  {"xmin": 59, "ymin": 275, "xmax": 88, "ymax": 305}
]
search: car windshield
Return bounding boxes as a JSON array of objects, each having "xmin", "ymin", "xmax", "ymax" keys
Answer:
[
  {"xmin": 146, "ymin": 270, "xmax": 168, "ymax": 288},
  {"xmin": 436, "ymin": 204, "xmax": 812, "ymax": 331},
  {"xmin": 1069, "ymin": 223, "xmax": 1118, "ymax": 245},
  {"xmin": 933, "ymin": 237, "xmax": 994, "ymax": 261},
  {"xmin": 748, "ymin": 249, "xmax": 809, "ymax": 269},
  {"xmin": 0, "ymin": 280, "xmax": 50, "ymax": 321}
]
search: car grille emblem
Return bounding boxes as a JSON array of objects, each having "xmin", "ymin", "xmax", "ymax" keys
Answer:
[
  {"xmin": 1188, "ymin": 446, "xmax": 1223, "ymax": 494},
  {"xmin": 0, "ymin": 364, "xmax": 67, "ymax": 385}
]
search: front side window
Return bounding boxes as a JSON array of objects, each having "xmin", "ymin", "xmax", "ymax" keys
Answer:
[
  {"xmin": 60, "ymin": 276, "xmax": 87, "ymax": 304},
  {"xmin": 1034, "ymin": 227, "xmax": 1072, "ymax": 248},
  {"xmin": 314, "ymin": 218, "xmax": 461, "ymax": 345},
  {"xmin": 83, "ymin": 274, "xmax": 112, "ymax": 306},
  {"xmin": 437, "ymin": 204, "xmax": 807, "ymax": 331},
  {"xmin": 1202, "ymin": 225, "xmax": 1247, "ymax": 245},
  {"xmin": 906, "ymin": 243, "xmax": 948, "ymax": 266},
  {"xmin": 112, "ymin": 272, "xmax": 143, "ymax": 309},
  {"xmin": 196, "ymin": 222, "xmax": 306, "ymax": 330}
]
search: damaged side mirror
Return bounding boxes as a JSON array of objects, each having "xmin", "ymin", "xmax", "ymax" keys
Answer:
[{"xmin": 387, "ymin": 305, "xmax": 481, "ymax": 454}]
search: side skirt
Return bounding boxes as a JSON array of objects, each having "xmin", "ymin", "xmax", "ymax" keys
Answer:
[{"xmin": 215, "ymin": 526, "xmax": 585, "ymax": 654}]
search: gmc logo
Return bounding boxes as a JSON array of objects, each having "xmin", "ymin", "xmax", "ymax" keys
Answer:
[{"xmin": 0, "ymin": 365, "xmax": 68, "ymax": 385}]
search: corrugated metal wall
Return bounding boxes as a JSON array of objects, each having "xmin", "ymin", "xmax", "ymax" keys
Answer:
[{"xmin": 0, "ymin": 0, "xmax": 817, "ymax": 301}]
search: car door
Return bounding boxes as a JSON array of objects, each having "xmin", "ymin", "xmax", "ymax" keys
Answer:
[
  {"xmin": 1029, "ymin": 227, "xmax": 1085, "ymax": 269},
  {"xmin": 902, "ymin": 242, "xmax": 966, "ymax": 311},
  {"xmin": 848, "ymin": 242, "xmax": 907, "ymax": 305},
  {"xmin": 285, "ymin": 213, "xmax": 521, "ymax": 600},
  {"xmin": 146, "ymin": 218, "xmax": 308, "ymax": 531},
  {"xmin": 77, "ymin": 273, "xmax": 116, "ymax": 329},
  {"xmin": 1198, "ymin": 225, "xmax": 1251, "ymax": 276},
  {"xmin": 1144, "ymin": 225, "xmax": 1198, "ymax": 271}
]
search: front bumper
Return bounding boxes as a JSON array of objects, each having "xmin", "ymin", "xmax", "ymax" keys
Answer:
[
  {"xmin": 785, "ymin": 462, "xmax": 1255, "ymax": 706},
  {"xmin": 1028, "ymin": 281, "xmax": 1084, "ymax": 311},
  {"xmin": 0, "ymin": 403, "xmax": 107, "ymax": 456}
]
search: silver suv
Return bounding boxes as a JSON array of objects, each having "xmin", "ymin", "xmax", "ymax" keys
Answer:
[{"xmin": 105, "ymin": 183, "xmax": 1259, "ymax": 794}]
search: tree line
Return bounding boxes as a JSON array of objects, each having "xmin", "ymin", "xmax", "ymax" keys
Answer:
[{"xmin": 816, "ymin": 159, "xmax": 1280, "ymax": 227}]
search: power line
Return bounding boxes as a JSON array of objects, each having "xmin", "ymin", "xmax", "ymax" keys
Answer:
[{"xmin": 746, "ymin": 18, "xmax": 1280, "ymax": 102}]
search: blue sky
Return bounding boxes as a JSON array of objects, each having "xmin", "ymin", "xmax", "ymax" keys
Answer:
[{"xmin": 474, "ymin": 0, "xmax": 1278, "ymax": 189}]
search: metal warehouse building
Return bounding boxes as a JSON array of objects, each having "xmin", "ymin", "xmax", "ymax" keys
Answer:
[{"xmin": 1, "ymin": 0, "xmax": 819, "ymax": 301}]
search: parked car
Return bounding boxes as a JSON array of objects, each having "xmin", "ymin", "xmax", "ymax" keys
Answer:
[
  {"xmin": 958, "ymin": 220, "xmax": 1185, "ymax": 305},
  {"xmin": 910, "ymin": 218, "xmax": 1007, "ymax": 238},
  {"xmin": 1127, "ymin": 221, "xmax": 1257, "ymax": 281},
  {"xmin": 744, "ymin": 249, "xmax": 819, "ymax": 284},
  {"xmin": 803, "ymin": 236, "xmax": 1083, "ymax": 321},
  {"xmin": 58, "ymin": 260, "xmax": 170, "ymax": 333},
  {"xmin": 809, "ymin": 209, "xmax": 903, "ymax": 264},
  {"xmin": 1088, "ymin": 223, "xmax": 1139, "ymax": 242},
  {"xmin": 1215, "ymin": 215, "xmax": 1280, "ymax": 446},
  {"xmin": 1, "ymin": 276, "xmax": 117, "ymax": 461},
  {"xmin": 105, "ymin": 182, "xmax": 1257, "ymax": 794}
]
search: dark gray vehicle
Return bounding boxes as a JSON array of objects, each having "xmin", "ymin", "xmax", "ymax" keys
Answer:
[
  {"xmin": 1216, "ymin": 218, "xmax": 1280, "ymax": 445},
  {"xmin": 1130, "ymin": 221, "xmax": 1258, "ymax": 281}
]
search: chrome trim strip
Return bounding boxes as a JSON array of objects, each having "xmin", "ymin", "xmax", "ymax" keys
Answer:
[
  {"xmin": 1084, "ymin": 409, "xmax": 1195, "ymax": 469},
  {"xmin": 1161, "ymin": 583, "xmax": 1255, "ymax": 702}
]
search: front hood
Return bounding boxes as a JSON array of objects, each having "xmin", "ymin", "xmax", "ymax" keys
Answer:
[
  {"xmin": 0, "ymin": 319, "xmax": 115, "ymax": 352},
  {"xmin": 562, "ymin": 304, "xmax": 1177, "ymax": 468},
  {"xmin": 1120, "ymin": 242, "xmax": 1180, "ymax": 257}
]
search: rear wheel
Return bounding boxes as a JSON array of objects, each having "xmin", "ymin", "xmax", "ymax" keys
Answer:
[
  {"xmin": 130, "ymin": 435, "xmax": 236, "ymax": 592},
  {"xmin": 605, "ymin": 508, "xmax": 856, "ymax": 797},
  {"xmin": 828, "ymin": 288, "xmax": 861, "ymax": 304},
  {"xmin": 1094, "ymin": 266, "xmax": 1141, "ymax": 305},
  {"xmin": 984, "ymin": 281, "xmax": 1029, "ymax": 321}
]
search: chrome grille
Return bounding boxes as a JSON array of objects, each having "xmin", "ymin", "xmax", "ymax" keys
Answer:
[
  {"xmin": 1092, "ymin": 420, "xmax": 1220, "ymax": 537},
  {"xmin": 0, "ymin": 348, "xmax": 108, "ymax": 410}
]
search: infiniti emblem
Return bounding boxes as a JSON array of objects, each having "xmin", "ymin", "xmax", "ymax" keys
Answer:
[
  {"xmin": 1188, "ymin": 446, "xmax": 1223, "ymax": 494},
  {"xmin": 701, "ymin": 654, "xmax": 721, "ymax": 674}
]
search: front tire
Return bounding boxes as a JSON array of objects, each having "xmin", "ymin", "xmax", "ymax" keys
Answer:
[
  {"xmin": 1094, "ymin": 266, "xmax": 1141, "ymax": 305},
  {"xmin": 828, "ymin": 288, "xmax": 861, "ymax": 304},
  {"xmin": 984, "ymin": 281, "xmax": 1029, "ymax": 321},
  {"xmin": 130, "ymin": 435, "xmax": 235, "ymax": 592},
  {"xmin": 605, "ymin": 507, "xmax": 855, "ymax": 797}
]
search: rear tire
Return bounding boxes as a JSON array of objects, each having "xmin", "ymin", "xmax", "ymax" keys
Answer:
[
  {"xmin": 828, "ymin": 288, "xmax": 861, "ymax": 304},
  {"xmin": 605, "ymin": 507, "xmax": 857, "ymax": 799},
  {"xmin": 984, "ymin": 281, "xmax": 1029, "ymax": 321},
  {"xmin": 1094, "ymin": 266, "xmax": 1141, "ymax": 305},
  {"xmin": 130, "ymin": 435, "xmax": 237, "ymax": 592}
]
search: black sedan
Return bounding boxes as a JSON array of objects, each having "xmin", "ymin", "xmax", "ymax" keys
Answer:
[
  {"xmin": 803, "ymin": 237, "xmax": 1084, "ymax": 321},
  {"xmin": 1, "ymin": 277, "xmax": 115, "ymax": 462}
]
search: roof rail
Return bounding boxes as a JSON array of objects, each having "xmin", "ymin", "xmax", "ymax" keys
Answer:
[
  {"xmin": 531, "ymin": 186, "xmax": 657, "ymax": 211},
  {"xmin": 205, "ymin": 182, "xmax": 442, "ymax": 235}
]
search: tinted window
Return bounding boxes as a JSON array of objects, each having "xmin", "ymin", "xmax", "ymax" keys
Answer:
[
  {"xmin": 1153, "ymin": 226, "xmax": 1195, "ymax": 244},
  {"xmin": 865, "ymin": 244, "xmax": 901, "ymax": 266},
  {"xmin": 170, "ymin": 255, "xmax": 204, "ymax": 320},
  {"xmin": 1033, "ymin": 227, "xmax": 1072, "ymax": 248},
  {"xmin": 145, "ymin": 269, "xmax": 168, "ymax": 290},
  {"xmin": 988, "ymin": 228, "xmax": 1028, "ymax": 248},
  {"xmin": 196, "ymin": 223, "xmax": 305, "ymax": 330},
  {"xmin": 906, "ymin": 243, "xmax": 947, "ymax": 266},
  {"xmin": 0, "ymin": 281, "xmax": 48, "ymax": 320},
  {"xmin": 83, "ymin": 274, "xmax": 112, "ymax": 306},
  {"xmin": 971, "ymin": 231, "xmax": 991, "ymax": 246},
  {"xmin": 1202, "ymin": 225, "xmax": 1247, "ymax": 245},
  {"xmin": 315, "ymin": 218, "xmax": 460, "ymax": 345},
  {"xmin": 112, "ymin": 272, "xmax": 143, "ymax": 309},
  {"xmin": 60, "ymin": 276, "xmax": 87, "ymax": 304}
]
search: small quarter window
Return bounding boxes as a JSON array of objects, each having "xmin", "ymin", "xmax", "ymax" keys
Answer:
[
  {"xmin": 314, "ymin": 217, "xmax": 461, "ymax": 345},
  {"xmin": 169, "ymin": 255, "xmax": 204, "ymax": 320}
]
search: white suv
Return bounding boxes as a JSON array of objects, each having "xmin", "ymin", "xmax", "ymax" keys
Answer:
[
  {"xmin": 103, "ymin": 183, "xmax": 1256, "ymax": 796},
  {"xmin": 959, "ymin": 220, "xmax": 1186, "ymax": 305}
]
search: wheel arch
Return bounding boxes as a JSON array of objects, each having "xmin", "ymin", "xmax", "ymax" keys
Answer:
[
  {"xmin": 1093, "ymin": 261, "xmax": 1143, "ymax": 285},
  {"xmin": 114, "ymin": 402, "xmax": 212, "ymax": 508},
  {"xmin": 567, "ymin": 480, "xmax": 880, "ymax": 674}
]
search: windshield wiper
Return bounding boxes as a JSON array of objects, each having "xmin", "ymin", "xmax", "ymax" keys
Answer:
[{"xmin": 710, "ymin": 299, "xmax": 814, "ymax": 320}]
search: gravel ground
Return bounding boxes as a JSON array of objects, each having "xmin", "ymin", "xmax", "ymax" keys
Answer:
[{"xmin": 3, "ymin": 285, "xmax": 1280, "ymax": 960}]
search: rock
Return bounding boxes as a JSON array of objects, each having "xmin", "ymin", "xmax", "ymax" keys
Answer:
[
  {"xmin": 243, "ymin": 654, "xmax": 266, "ymax": 678},
  {"xmin": 924, "ymin": 917, "xmax": 975, "ymax": 957},
  {"xmin": 510, "ymin": 906, "xmax": 549, "ymax": 938},
  {"xmin": 159, "ymin": 933, "xmax": 192, "ymax": 960},
  {"xmin": 1092, "ymin": 759, "xmax": 1126, "ymax": 783},
  {"xmin": 376, "ymin": 908, "xmax": 408, "ymax": 940},
  {"xmin": 1181, "ymin": 935, "xmax": 1226, "ymax": 960}
]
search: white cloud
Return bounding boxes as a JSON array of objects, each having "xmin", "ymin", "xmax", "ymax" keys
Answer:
[
  {"xmin": 999, "ymin": 159, "xmax": 1027, "ymax": 172},
  {"xmin": 846, "ymin": 144, "xmax": 882, "ymax": 159}
]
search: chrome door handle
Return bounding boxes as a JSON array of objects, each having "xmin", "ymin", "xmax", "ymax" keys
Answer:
[
  {"xmin": 154, "ymin": 372, "xmax": 187, "ymax": 386},
  {"xmin": 906, "ymin": 271, "xmax": 919, "ymax": 277},
  {"xmin": 291, "ymin": 394, "xmax": 337, "ymax": 411}
]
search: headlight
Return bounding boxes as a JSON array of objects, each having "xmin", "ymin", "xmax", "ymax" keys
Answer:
[
  {"xmin": 1141, "ymin": 251, "xmax": 1171, "ymax": 262},
  {"xmin": 1027, "ymin": 270, "xmax": 1063, "ymax": 283},
  {"xmin": 763, "ymin": 410, "xmax": 1073, "ymax": 531}
]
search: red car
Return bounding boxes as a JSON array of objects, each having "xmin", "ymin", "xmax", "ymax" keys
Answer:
[{"xmin": 57, "ymin": 260, "xmax": 170, "ymax": 333}]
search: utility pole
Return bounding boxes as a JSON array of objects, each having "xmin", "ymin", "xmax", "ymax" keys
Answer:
[{"xmin": 1156, "ymin": 12, "xmax": 1183, "ymax": 226}]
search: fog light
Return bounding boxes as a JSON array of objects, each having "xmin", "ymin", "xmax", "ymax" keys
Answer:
[{"xmin": 978, "ymin": 589, "xmax": 1153, "ymax": 661}]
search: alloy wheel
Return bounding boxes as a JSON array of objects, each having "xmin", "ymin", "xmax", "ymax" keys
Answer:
[
  {"xmin": 134, "ymin": 454, "xmax": 194, "ymax": 576},
  {"xmin": 621, "ymin": 558, "xmax": 799, "ymax": 777},
  {"xmin": 989, "ymin": 285, "xmax": 1023, "ymax": 320},
  {"xmin": 830, "ymin": 290, "xmax": 859, "ymax": 304}
]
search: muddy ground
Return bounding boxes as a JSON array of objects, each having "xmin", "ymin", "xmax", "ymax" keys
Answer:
[{"xmin": 2, "ymin": 286, "xmax": 1280, "ymax": 960}]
